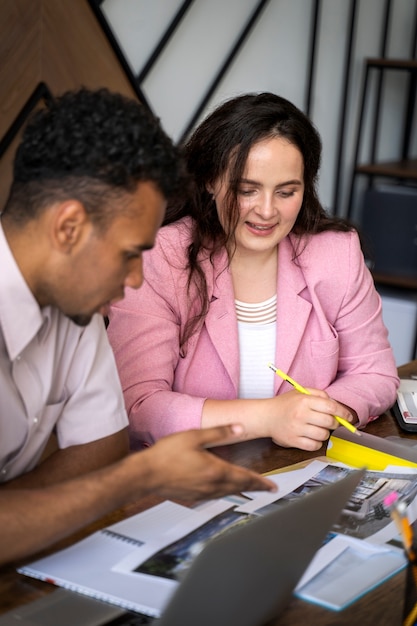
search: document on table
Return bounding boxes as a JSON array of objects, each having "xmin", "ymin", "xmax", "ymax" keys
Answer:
[
  {"xmin": 242, "ymin": 459, "xmax": 416, "ymax": 610},
  {"xmin": 19, "ymin": 459, "xmax": 417, "ymax": 613}
]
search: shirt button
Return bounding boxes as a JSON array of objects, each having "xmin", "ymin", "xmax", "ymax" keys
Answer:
[
  {"xmin": 1, "ymin": 469, "xmax": 6, "ymax": 476},
  {"xmin": 33, "ymin": 417, "xmax": 39, "ymax": 424},
  {"xmin": 16, "ymin": 355, "xmax": 21, "ymax": 361}
]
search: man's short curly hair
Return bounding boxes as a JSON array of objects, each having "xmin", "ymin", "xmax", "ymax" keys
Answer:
[{"xmin": 3, "ymin": 88, "xmax": 187, "ymax": 227}]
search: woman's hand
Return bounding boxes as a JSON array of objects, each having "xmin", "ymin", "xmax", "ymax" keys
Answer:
[
  {"xmin": 202, "ymin": 392, "xmax": 356, "ymax": 452},
  {"xmin": 265, "ymin": 389, "xmax": 355, "ymax": 451}
]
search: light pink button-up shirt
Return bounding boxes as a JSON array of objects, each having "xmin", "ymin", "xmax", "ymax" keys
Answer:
[{"xmin": 0, "ymin": 222, "xmax": 128, "ymax": 481}]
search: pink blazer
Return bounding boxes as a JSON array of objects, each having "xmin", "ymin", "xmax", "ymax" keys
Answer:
[{"xmin": 108, "ymin": 217, "xmax": 399, "ymax": 446}]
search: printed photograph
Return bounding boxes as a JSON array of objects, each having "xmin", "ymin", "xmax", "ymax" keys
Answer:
[
  {"xmin": 256, "ymin": 465, "xmax": 417, "ymax": 540},
  {"xmin": 134, "ymin": 509, "xmax": 255, "ymax": 580}
]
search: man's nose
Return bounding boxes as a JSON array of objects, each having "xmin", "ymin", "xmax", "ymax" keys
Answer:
[{"xmin": 124, "ymin": 260, "xmax": 143, "ymax": 290}]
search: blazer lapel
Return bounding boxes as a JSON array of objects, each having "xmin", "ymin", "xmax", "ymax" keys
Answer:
[
  {"xmin": 204, "ymin": 257, "xmax": 239, "ymax": 394},
  {"xmin": 274, "ymin": 238, "xmax": 312, "ymax": 394},
  {"xmin": 202, "ymin": 239, "xmax": 312, "ymax": 397}
]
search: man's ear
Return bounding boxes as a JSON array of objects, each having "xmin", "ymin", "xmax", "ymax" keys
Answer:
[{"xmin": 52, "ymin": 200, "xmax": 89, "ymax": 252}]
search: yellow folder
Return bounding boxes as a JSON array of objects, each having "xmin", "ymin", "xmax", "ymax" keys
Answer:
[{"xmin": 326, "ymin": 427, "xmax": 417, "ymax": 470}]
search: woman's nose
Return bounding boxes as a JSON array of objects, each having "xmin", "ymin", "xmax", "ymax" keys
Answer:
[{"xmin": 256, "ymin": 194, "xmax": 276, "ymax": 218}]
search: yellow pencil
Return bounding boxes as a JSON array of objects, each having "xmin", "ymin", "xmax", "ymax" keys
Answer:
[{"xmin": 268, "ymin": 362, "xmax": 360, "ymax": 436}]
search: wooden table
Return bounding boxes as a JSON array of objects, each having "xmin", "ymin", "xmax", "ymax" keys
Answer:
[{"xmin": 1, "ymin": 360, "xmax": 417, "ymax": 625}]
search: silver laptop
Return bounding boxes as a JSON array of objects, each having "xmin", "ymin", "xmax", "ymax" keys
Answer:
[{"xmin": 0, "ymin": 469, "xmax": 364, "ymax": 626}]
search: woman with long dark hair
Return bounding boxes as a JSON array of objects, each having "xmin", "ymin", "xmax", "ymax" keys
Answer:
[{"xmin": 108, "ymin": 92, "xmax": 398, "ymax": 451}]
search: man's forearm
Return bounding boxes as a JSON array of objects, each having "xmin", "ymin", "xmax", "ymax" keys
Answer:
[
  {"xmin": 0, "ymin": 426, "xmax": 276, "ymax": 566},
  {"xmin": 1, "ymin": 429, "xmax": 129, "ymax": 489},
  {"xmin": 0, "ymin": 453, "xmax": 151, "ymax": 565}
]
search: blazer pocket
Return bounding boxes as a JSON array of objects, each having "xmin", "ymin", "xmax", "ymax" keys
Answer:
[{"xmin": 310, "ymin": 336, "xmax": 339, "ymax": 358}]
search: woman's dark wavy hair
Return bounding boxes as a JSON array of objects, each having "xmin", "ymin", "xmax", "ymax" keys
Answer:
[
  {"xmin": 164, "ymin": 92, "xmax": 355, "ymax": 349},
  {"xmin": 3, "ymin": 87, "xmax": 187, "ymax": 229}
]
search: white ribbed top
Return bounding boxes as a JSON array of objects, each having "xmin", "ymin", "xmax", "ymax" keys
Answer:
[
  {"xmin": 236, "ymin": 296, "xmax": 277, "ymax": 399},
  {"xmin": 235, "ymin": 294, "xmax": 277, "ymax": 324}
]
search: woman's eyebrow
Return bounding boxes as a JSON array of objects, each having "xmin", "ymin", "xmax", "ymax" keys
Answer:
[{"xmin": 239, "ymin": 177, "xmax": 303, "ymax": 187}]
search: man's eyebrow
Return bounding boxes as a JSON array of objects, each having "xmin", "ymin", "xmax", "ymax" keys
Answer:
[{"xmin": 130, "ymin": 243, "xmax": 154, "ymax": 253}]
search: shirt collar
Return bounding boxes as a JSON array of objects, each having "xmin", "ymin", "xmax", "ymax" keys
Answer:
[{"xmin": 0, "ymin": 220, "xmax": 45, "ymax": 360}]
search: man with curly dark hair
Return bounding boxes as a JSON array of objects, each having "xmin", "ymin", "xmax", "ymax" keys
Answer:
[{"xmin": 0, "ymin": 88, "xmax": 275, "ymax": 564}]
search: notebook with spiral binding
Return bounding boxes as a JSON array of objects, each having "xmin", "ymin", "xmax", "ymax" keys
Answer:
[{"xmin": 17, "ymin": 471, "xmax": 365, "ymax": 624}]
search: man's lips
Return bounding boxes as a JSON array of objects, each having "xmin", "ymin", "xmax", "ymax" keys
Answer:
[
  {"xmin": 98, "ymin": 303, "xmax": 111, "ymax": 316},
  {"xmin": 98, "ymin": 294, "xmax": 124, "ymax": 316}
]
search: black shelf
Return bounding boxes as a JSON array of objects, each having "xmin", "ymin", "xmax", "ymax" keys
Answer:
[
  {"xmin": 348, "ymin": 57, "xmax": 417, "ymax": 292},
  {"xmin": 355, "ymin": 158, "xmax": 417, "ymax": 180}
]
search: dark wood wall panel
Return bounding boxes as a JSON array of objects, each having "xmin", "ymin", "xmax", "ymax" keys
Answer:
[
  {"xmin": 0, "ymin": 0, "xmax": 42, "ymax": 137},
  {"xmin": 41, "ymin": 0, "xmax": 137, "ymax": 96},
  {"xmin": 0, "ymin": 0, "xmax": 140, "ymax": 210}
]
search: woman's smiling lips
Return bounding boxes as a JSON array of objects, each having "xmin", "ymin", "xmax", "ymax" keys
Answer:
[{"xmin": 245, "ymin": 221, "xmax": 277, "ymax": 235}]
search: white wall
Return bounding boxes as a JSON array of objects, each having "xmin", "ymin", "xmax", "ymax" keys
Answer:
[
  {"xmin": 380, "ymin": 291, "xmax": 417, "ymax": 365},
  {"xmin": 102, "ymin": 0, "xmax": 417, "ymax": 363},
  {"xmin": 102, "ymin": 0, "xmax": 417, "ymax": 214}
]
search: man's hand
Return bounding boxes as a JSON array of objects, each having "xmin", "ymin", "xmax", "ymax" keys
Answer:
[
  {"xmin": 141, "ymin": 424, "xmax": 277, "ymax": 502},
  {"xmin": 0, "ymin": 425, "xmax": 276, "ymax": 566}
]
